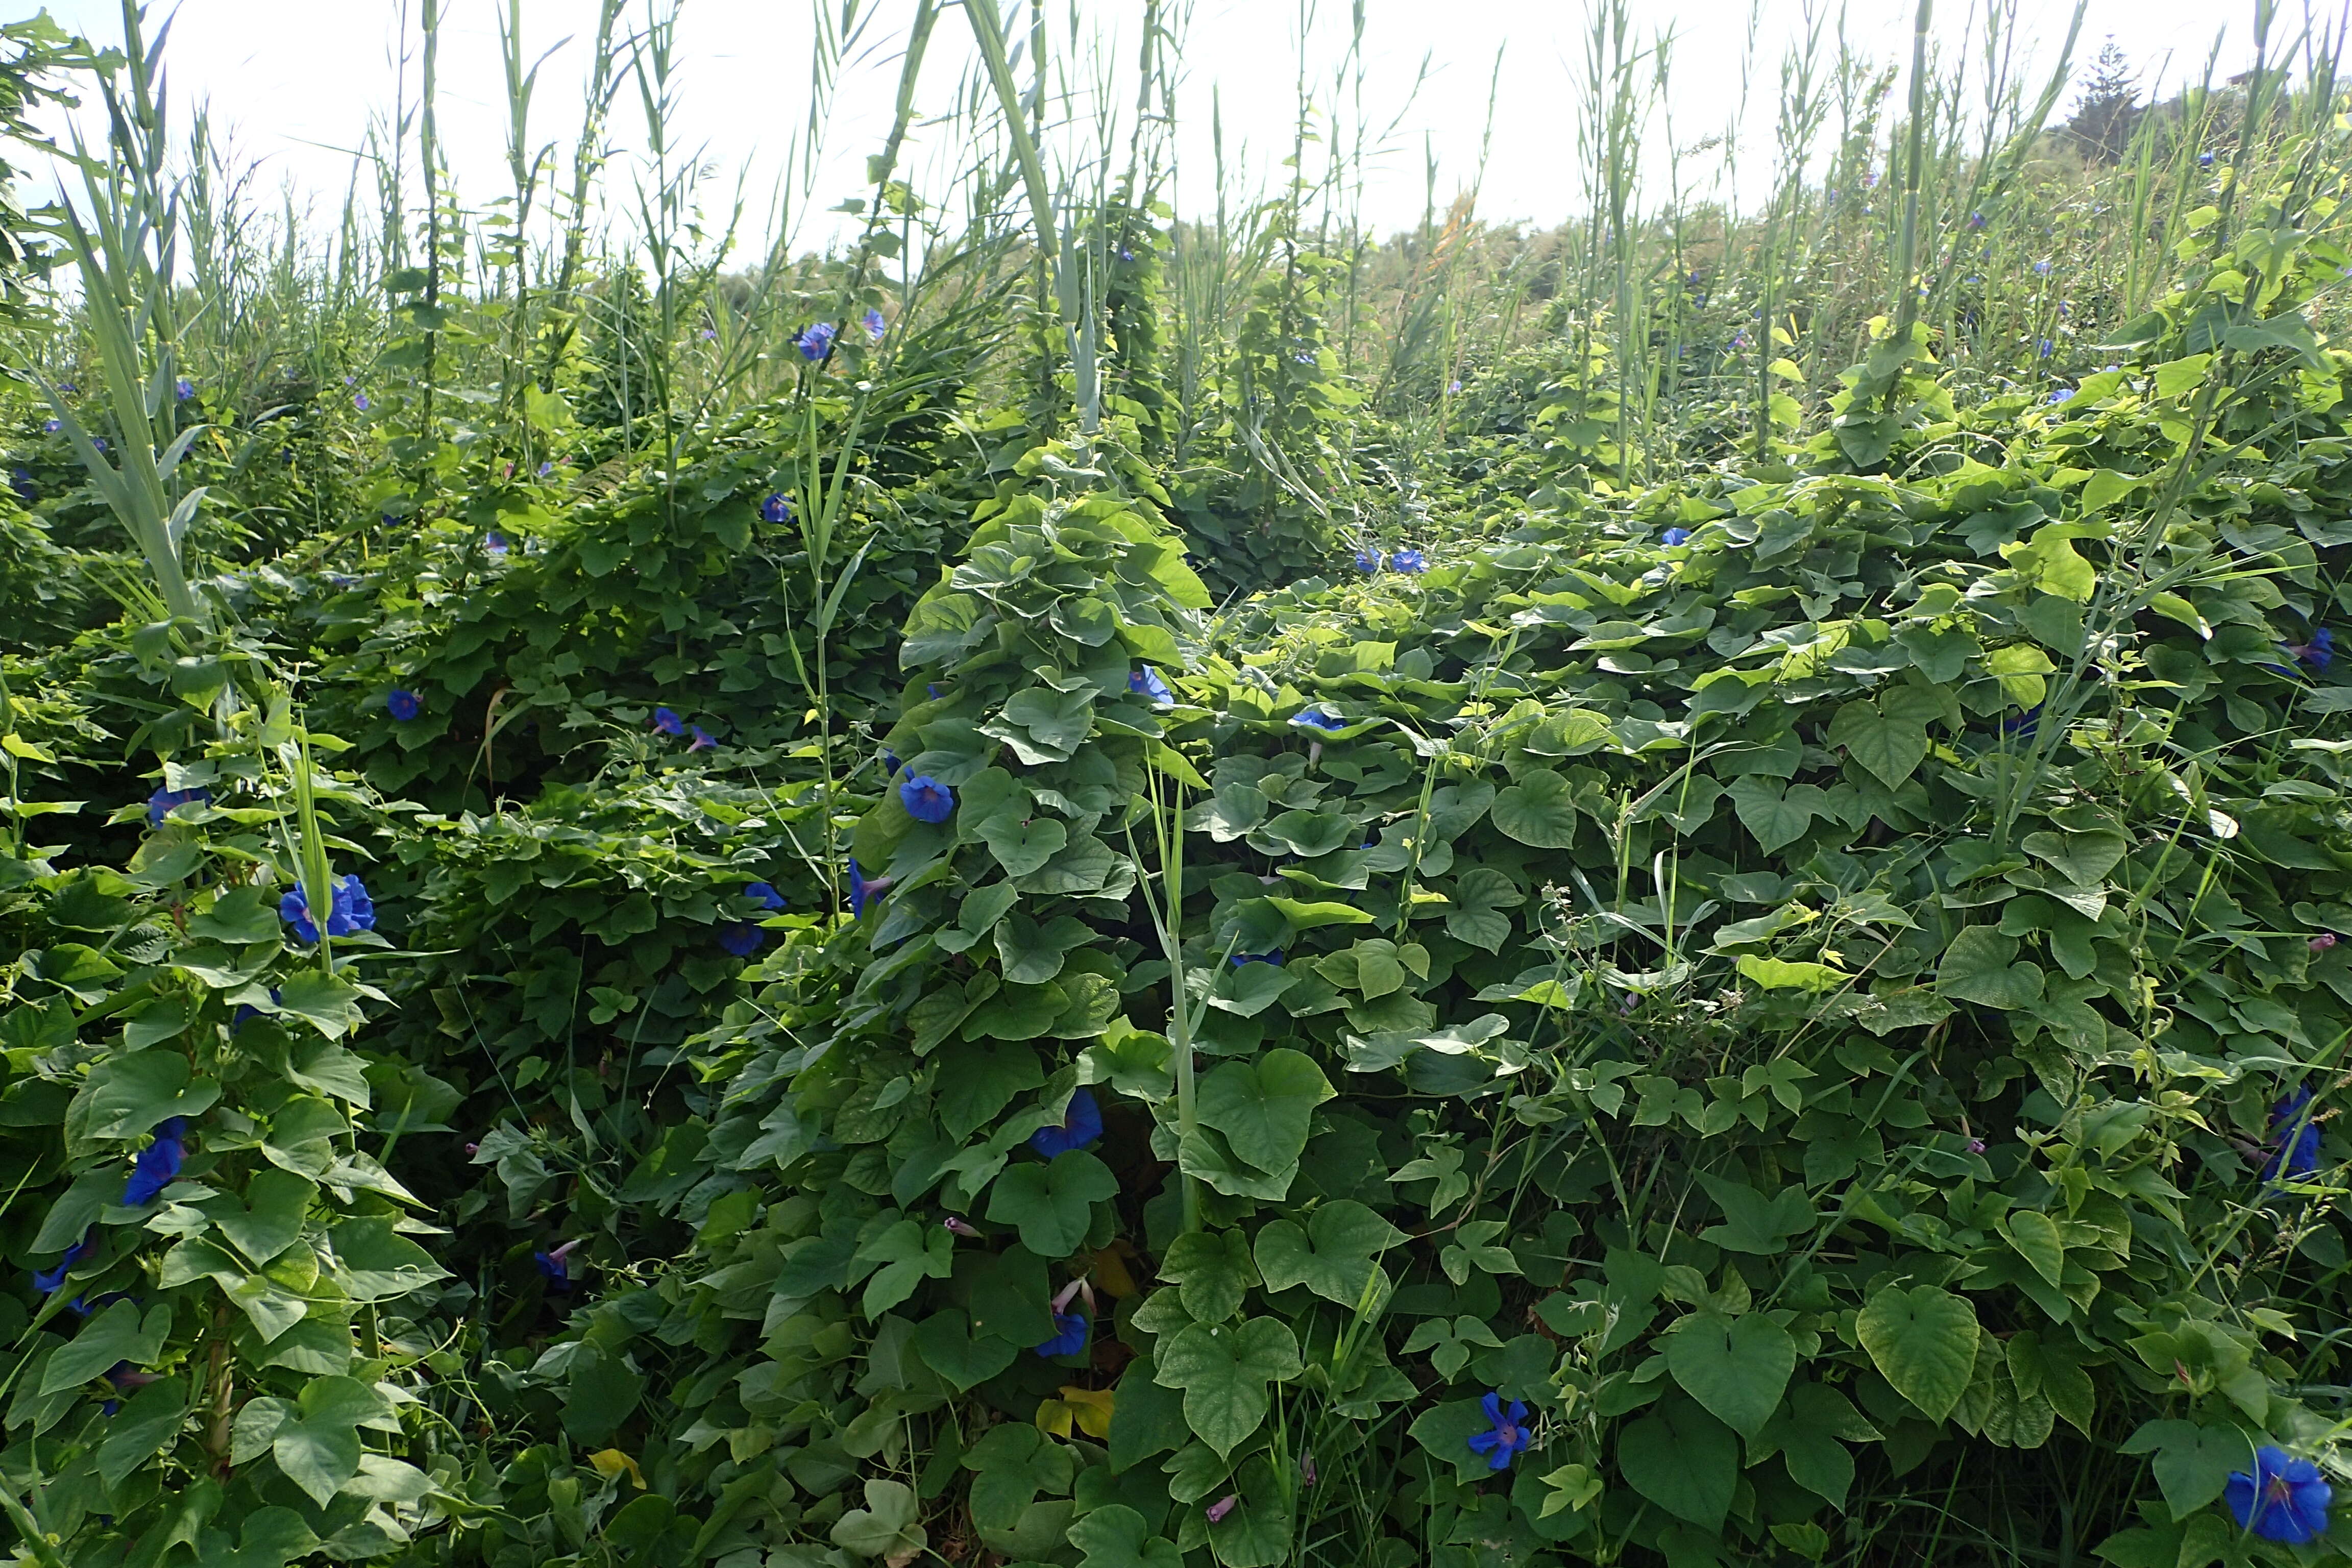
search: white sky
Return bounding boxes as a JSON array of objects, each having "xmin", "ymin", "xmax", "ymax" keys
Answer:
[{"xmin": 18, "ymin": 0, "xmax": 2291, "ymax": 255}]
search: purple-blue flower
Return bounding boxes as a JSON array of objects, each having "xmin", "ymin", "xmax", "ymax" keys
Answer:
[
  {"xmin": 881, "ymin": 750, "xmax": 901, "ymax": 777},
  {"xmin": 863, "ymin": 308, "xmax": 887, "ymax": 342},
  {"xmin": 41, "ymin": 419, "xmax": 58, "ymax": 433},
  {"xmin": 2033, "ymin": 259, "xmax": 2052, "ymax": 276},
  {"xmin": 689, "ymin": 725, "xmax": 717, "ymax": 752},
  {"xmin": 174, "ymin": 378, "xmax": 194, "ymax": 401},
  {"xmin": 2047, "ymin": 388, "xmax": 2072, "ymax": 405},
  {"xmin": 1031, "ymin": 1088, "xmax": 1104, "ymax": 1158},
  {"xmin": 387, "ymin": 689, "xmax": 422, "ymax": 722},
  {"xmin": 484, "ymin": 532, "xmax": 508, "ymax": 558},
  {"xmin": 798, "ymin": 323, "xmax": 837, "ymax": 360},
  {"xmin": 2264, "ymin": 1087, "xmax": 2322, "ymax": 1181},
  {"xmin": 2037, "ymin": 339, "xmax": 2053, "ymax": 359},
  {"xmin": 1035, "ymin": 1310, "xmax": 1089, "ymax": 1359},
  {"xmin": 534, "ymin": 1239, "xmax": 580, "ymax": 1294},
  {"xmin": 1290, "ymin": 707, "xmax": 1347, "ymax": 733},
  {"xmin": 1392, "ymin": 549, "xmax": 1427, "ymax": 574},
  {"xmin": 847, "ymin": 858, "xmax": 892, "ymax": 919},
  {"xmin": 1230, "ymin": 950, "xmax": 1283, "ymax": 968},
  {"xmin": 353, "ymin": 392, "xmax": 372, "ymax": 412},
  {"xmin": 146, "ymin": 785, "xmax": 211, "ymax": 827},
  {"xmin": 900, "ymin": 774, "xmax": 955, "ymax": 824},
  {"xmin": 1661, "ymin": 528, "xmax": 1693, "ymax": 547},
  {"xmin": 745, "ymin": 881, "xmax": 786, "ymax": 912},
  {"xmin": 2289, "ymin": 628, "xmax": 2335, "ymax": 669},
  {"xmin": 1968, "ymin": 211, "xmax": 1986, "ymax": 230},
  {"xmin": 119, "ymin": 1118, "xmax": 187, "ymax": 1208},
  {"xmin": 1130, "ymin": 667, "xmax": 1175, "ymax": 707},
  {"xmin": 1355, "ymin": 549, "xmax": 1384, "ymax": 573},
  {"xmin": 1466, "ymin": 1391, "xmax": 1532, "ymax": 1471},
  {"xmin": 9, "ymin": 467, "xmax": 33, "ymax": 502},
  {"xmin": 720, "ymin": 921, "xmax": 766, "ymax": 957},
  {"xmin": 761, "ymin": 492, "xmax": 793, "ymax": 525},
  {"xmin": 2226, "ymin": 1445, "xmax": 2331, "ymax": 1543},
  {"xmin": 279, "ymin": 874, "xmax": 376, "ymax": 945},
  {"xmin": 33, "ymin": 1231, "xmax": 96, "ymax": 1294},
  {"xmin": 652, "ymin": 706, "xmax": 685, "ymax": 737},
  {"xmin": 2000, "ymin": 705, "xmax": 2042, "ymax": 739}
]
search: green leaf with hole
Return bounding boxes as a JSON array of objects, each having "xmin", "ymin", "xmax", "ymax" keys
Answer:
[
  {"xmin": 1491, "ymin": 768, "xmax": 1580, "ymax": 848},
  {"xmin": 979, "ymin": 810, "xmax": 1068, "ymax": 877},
  {"xmin": 985, "ymin": 1150, "xmax": 1117, "ymax": 1257},
  {"xmin": 1857, "ymin": 1285, "xmax": 1980, "ymax": 1422},
  {"xmin": 1667, "ymin": 1312, "xmax": 1796, "ymax": 1439},
  {"xmin": 1196, "ymin": 1049, "xmax": 1335, "ymax": 1173},
  {"xmin": 1152, "ymin": 1317, "xmax": 1302, "ymax": 1456}
]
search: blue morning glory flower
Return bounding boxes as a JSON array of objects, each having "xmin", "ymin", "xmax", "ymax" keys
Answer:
[
  {"xmin": 1035, "ymin": 1311, "xmax": 1089, "ymax": 1359},
  {"xmin": 2046, "ymin": 388, "xmax": 2072, "ymax": 405},
  {"xmin": 761, "ymin": 492, "xmax": 793, "ymax": 524},
  {"xmin": 719, "ymin": 921, "xmax": 766, "ymax": 957},
  {"xmin": 900, "ymin": 774, "xmax": 955, "ymax": 824},
  {"xmin": 146, "ymin": 785, "xmax": 211, "ymax": 827},
  {"xmin": 174, "ymin": 378, "xmax": 193, "ymax": 401},
  {"xmin": 1130, "ymin": 667, "xmax": 1175, "ymax": 707},
  {"xmin": 9, "ymin": 467, "xmax": 33, "ymax": 502},
  {"xmin": 1231, "ymin": 950, "xmax": 1283, "ymax": 968},
  {"xmin": 353, "ymin": 392, "xmax": 371, "ymax": 412},
  {"xmin": 537, "ymin": 461, "xmax": 553, "ymax": 477},
  {"xmin": 797, "ymin": 323, "xmax": 837, "ymax": 360},
  {"xmin": 33, "ymin": 1231, "xmax": 96, "ymax": 1294},
  {"xmin": 2000, "ymin": 705, "xmax": 2042, "ymax": 740},
  {"xmin": 41, "ymin": 419, "xmax": 58, "ymax": 433},
  {"xmin": 90, "ymin": 436, "xmax": 107, "ymax": 453},
  {"xmin": 387, "ymin": 689, "xmax": 422, "ymax": 721},
  {"xmin": 2199, "ymin": 151, "xmax": 2215, "ymax": 168},
  {"xmin": 2290, "ymin": 628, "xmax": 2335, "ymax": 669},
  {"xmin": 279, "ymin": 874, "xmax": 376, "ymax": 945},
  {"xmin": 847, "ymin": 858, "xmax": 893, "ymax": 919},
  {"xmin": 689, "ymin": 725, "xmax": 717, "ymax": 752},
  {"xmin": 1355, "ymin": 549, "xmax": 1384, "ymax": 573},
  {"xmin": 745, "ymin": 881, "xmax": 786, "ymax": 912},
  {"xmin": 119, "ymin": 1118, "xmax": 187, "ymax": 1208},
  {"xmin": 1661, "ymin": 528, "xmax": 1693, "ymax": 547},
  {"xmin": 652, "ymin": 706, "xmax": 685, "ymax": 737},
  {"xmin": 1031, "ymin": 1088, "xmax": 1103, "ymax": 1158},
  {"xmin": 2037, "ymin": 339, "xmax": 2053, "ymax": 358},
  {"xmin": 484, "ymin": 532, "xmax": 508, "ymax": 558},
  {"xmin": 2264, "ymin": 1087, "xmax": 2322, "ymax": 1181},
  {"xmin": 882, "ymin": 750, "xmax": 901, "ymax": 777},
  {"xmin": 1968, "ymin": 211, "xmax": 1986, "ymax": 229},
  {"xmin": 1290, "ymin": 707, "xmax": 1347, "ymax": 733},
  {"xmin": 864, "ymin": 308, "xmax": 887, "ymax": 342},
  {"xmin": 2226, "ymin": 1445, "xmax": 2331, "ymax": 1543},
  {"xmin": 2032, "ymin": 259, "xmax": 2052, "ymax": 276},
  {"xmin": 1466, "ymin": 1391, "xmax": 1532, "ymax": 1471},
  {"xmin": 1392, "ymin": 549, "xmax": 1427, "ymax": 573},
  {"xmin": 534, "ymin": 1239, "xmax": 580, "ymax": 1294}
]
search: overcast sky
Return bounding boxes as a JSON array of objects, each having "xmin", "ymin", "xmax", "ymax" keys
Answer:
[{"xmin": 17, "ymin": 1, "xmax": 2293, "ymax": 252}]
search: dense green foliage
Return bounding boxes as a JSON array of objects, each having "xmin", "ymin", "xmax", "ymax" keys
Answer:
[{"xmin": 7, "ymin": 5, "xmax": 2352, "ymax": 1567}]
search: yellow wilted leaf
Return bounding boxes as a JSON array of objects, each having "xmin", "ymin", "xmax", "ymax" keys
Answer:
[
  {"xmin": 589, "ymin": 1449, "xmax": 646, "ymax": 1489},
  {"xmin": 1036, "ymin": 1398, "xmax": 1075, "ymax": 1439},
  {"xmin": 1089, "ymin": 1237, "xmax": 1143, "ymax": 1298},
  {"xmin": 1059, "ymin": 1386, "xmax": 1116, "ymax": 1438}
]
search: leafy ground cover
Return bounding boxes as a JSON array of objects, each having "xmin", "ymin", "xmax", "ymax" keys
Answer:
[{"xmin": 4, "ymin": 3, "xmax": 2352, "ymax": 1566}]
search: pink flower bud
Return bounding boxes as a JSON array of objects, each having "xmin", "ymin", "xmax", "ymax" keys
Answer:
[
  {"xmin": 943, "ymin": 1216, "xmax": 981, "ymax": 1237},
  {"xmin": 1206, "ymin": 1496, "xmax": 1238, "ymax": 1524},
  {"xmin": 464, "ymin": 1142, "xmax": 480, "ymax": 1157},
  {"xmin": 2313, "ymin": 934, "xmax": 2338, "ymax": 954},
  {"xmin": 1300, "ymin": 1453, "xmax": 1317, "ymax": 1486},
  {"xmin": 1966, "ymin": 1139, "xmax": 1987, "ymax": 1155}
]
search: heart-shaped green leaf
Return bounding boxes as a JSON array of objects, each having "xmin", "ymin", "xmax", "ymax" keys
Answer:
[
  {"xmin": 1666, "ymin": 1311, "xmax": 1795, "ymax": 1439},
  {"xmin": 1857, "ymin": 1284, "xmax": 1980, "ymax": 1422}
]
